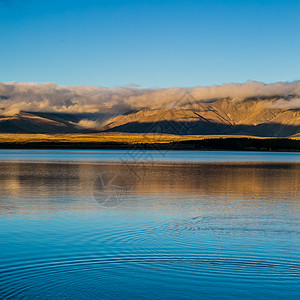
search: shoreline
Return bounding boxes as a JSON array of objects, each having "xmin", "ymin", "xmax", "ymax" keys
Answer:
[{"xmin": 0, "ymin": 136, "xmax": 299, "ymax": 152}]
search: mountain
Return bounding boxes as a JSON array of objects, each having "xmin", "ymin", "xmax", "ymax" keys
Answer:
[
  {"xmin": 102, "ymin": 97, "xmax": 300, "ymax": 137},
  {"xmin": 0, "ymin": 111, "xmax": 118, "ymax": 134},
  {"xmin": 0, "ymin": 97, "xmax": 299, "ymax": 137},
  {"xmin": 0, "ymin": 112, "xmax": 88, "ymax": 133}
]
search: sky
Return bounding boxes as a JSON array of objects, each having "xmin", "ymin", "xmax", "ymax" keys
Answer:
[{"xmin": 0, "ymin": 0, "xmax": 299, "ymax": 88}]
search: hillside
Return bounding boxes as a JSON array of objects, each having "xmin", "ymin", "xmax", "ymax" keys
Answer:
[
  {"xmin": 0, "ymin": 97, "xmax": 299, "ymax": 137},
  {"xmin": 0, "ymin": 112, "xmax": 107, "ymax": 134},
  {"xmin": 102, "ymin": 97, "xmax": 300, "ymax": 137}
]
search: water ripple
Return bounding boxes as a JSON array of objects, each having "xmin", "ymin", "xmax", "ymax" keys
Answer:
[{"xmin": 0, "ymin": 253, "xmax": 299, "ymax": 299}]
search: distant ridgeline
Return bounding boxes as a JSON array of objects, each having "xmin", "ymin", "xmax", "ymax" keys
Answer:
[
  {"xmin": 0, "ymin": 97, "xmax": 299, "ymax": 138},
  {"xmin": 102, "ymin": 97, "xmax": 300, "ymax": 138}
]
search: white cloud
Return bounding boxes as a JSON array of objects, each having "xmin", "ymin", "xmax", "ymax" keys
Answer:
[
  {"xmin": 75, "ymin": 119, "xmax": 101, "ymax": 129},
  {"xmin": 0, "ymin": 80, "xmax": 300, "ymax": 116},
  {"xmin": 269, "ymin": 97, "xmax": 300, "ymax": 109}
]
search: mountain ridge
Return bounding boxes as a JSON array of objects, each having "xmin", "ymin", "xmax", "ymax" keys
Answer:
[
  {"xmin": 101, "ymin": 97, "xmax": 300, "ymax": 137},
  {"xmin": 0, "ymin": 97, "xmax": 299, "ymax": 137}
]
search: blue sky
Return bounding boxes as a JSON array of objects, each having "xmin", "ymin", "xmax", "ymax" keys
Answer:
[{"xmin": 0, "ymin": 0, "xmax": 299, "ymax": 88}]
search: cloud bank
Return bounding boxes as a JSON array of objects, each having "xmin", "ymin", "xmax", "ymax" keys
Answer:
[{"xmin": 0, "ymin": 81, "xmax": 300, "ymax": 116}]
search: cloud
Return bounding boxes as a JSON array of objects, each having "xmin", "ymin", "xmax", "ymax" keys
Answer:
[
  {"xmin": 75, "ymin": 119, "xmax": 101, "ymax": 129},
  {"xmin": 0, "ymin": 81, "xmax": 300, "ymax": 117},
  {"xmin": 269, "ymin": 97, "xmax": 300, "ymax": 109}
]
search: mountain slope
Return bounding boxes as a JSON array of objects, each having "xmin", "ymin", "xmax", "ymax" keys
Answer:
[
  {"xmin": 0, "ymin": 112, "xmax": 84, "ymax": 133},
  {"xmin": 102, "ymin": 98, "xmax": 300, "ymax": 137},
  {"xmin": 0, "ymin": 98, "xmax": 299, "ymax": 137}
]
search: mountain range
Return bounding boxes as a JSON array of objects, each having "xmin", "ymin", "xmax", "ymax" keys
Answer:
[{"xmin": 1, "ymin": 97, "xmax": 300, "ymax": 137}]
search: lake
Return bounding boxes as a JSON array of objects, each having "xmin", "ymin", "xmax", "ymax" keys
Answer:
[{"xmin": 0, "ymin": 150, "xmax": 299, "ymax": 299}]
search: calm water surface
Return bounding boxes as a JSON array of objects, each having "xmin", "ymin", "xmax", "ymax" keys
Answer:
[{"xmin": 0, "ymin": 150, "xmax": 299, "ymax": 299}]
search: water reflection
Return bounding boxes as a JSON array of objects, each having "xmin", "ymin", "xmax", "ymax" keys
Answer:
[
  {"xmin": 0, "ymin": 156, "xmax": 299, "ymax": 299},
  {"xmin": 0, "ymin": 161, "xmax": 299, "ymax": 214}
]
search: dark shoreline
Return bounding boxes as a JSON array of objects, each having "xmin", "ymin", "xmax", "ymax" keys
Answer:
[{"xmin": 0, "ymin": 138, "xmax": 299, "ymax": 152}]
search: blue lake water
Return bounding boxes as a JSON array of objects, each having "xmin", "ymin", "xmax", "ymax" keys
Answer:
[{"xmin": 0, "ymin": 150, "xmax": 299, "ymax": 299}]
